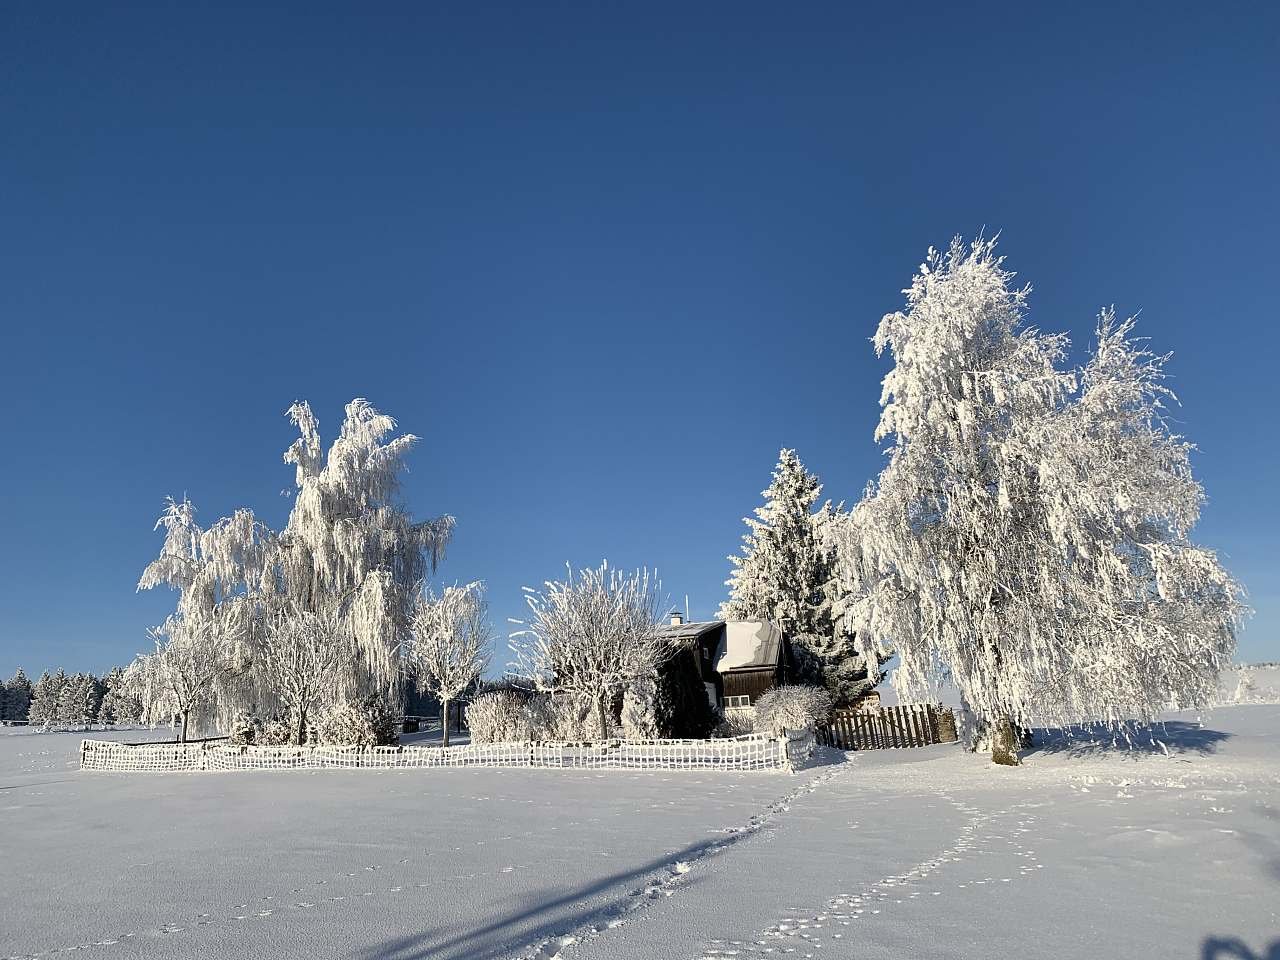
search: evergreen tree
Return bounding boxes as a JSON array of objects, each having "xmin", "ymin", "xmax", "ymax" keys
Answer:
[
  {"xmin": 29, "ymin": 669, "xmax": 66, "ymax": 726},
  {"xmin": 721, "ymin": 449, "xmax": 885, "ymax": 705},
  {"xmin": 1, "ymin": 668, "xmax": 32, "ymax": 721},
  {"xmin": 98, "ymin": 666, "xmax": 140, "ymax": 725}
]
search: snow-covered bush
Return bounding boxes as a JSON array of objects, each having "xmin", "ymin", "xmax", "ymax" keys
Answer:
[
  {"xmin": 228, "ymin": 713, "xmax": 258, "ymax": 745},
  {"xmin": 621, "ymin": 676, "xmax": 659, "ymax": 740},
  {"xmin": 316, "ymin": 694, "xmax": 399, "ymax": 747},
  {"xmin": 466, "ymin": 690, "xmax": 545, "ymax": 743},
  {"xmin": 752, "ymin": 685, "xmax": 833, "ymax": 736},
  {"xmin": 547, "ymin": 692, "xmax": 616, "ymax": 741},
  {"xmin": 257, "ymin": 716, "xmax": 293, "ymax": 746},
  {"xmin": 714, "ymin": 709, "xmax": 756, "ymax": 738}
]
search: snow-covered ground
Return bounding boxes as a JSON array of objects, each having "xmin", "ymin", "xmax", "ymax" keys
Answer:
[{"xmin": 3, "ymin": 707, "xmax": 1278, "ymax": 960}]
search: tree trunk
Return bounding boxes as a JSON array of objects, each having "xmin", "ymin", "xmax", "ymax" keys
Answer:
[
  {"xmin": 296, "ymin": 708, "xmax": 307, "ymax": 747},
  {"xmin": 597, "ymin": 695, "xmax": 609, "ymax": 741},
  {"xmin": 991, "ymin": 716, "xmax": 1020, "ymax": 766},
  {"xmin": 441, "ymin": 698, "xmax": 451, "ymax": 747},
  {"xmin": 180, "ymin": 709, "xmax": 190, "ymax": 744}
]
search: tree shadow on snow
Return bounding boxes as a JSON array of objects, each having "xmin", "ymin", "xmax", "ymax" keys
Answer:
[
  {"xmin": 1202, "ymin": 935, "xmax": 1280, "ymax": 959},
  {"xmin": 1025, "ymin": 720, "xmax": 1231, "ymax": 760},
  {"xmin": 344, "ymin": 843, "xmax": 715, "ymax": 960}
]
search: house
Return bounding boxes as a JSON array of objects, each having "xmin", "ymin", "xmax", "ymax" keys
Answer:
[{"xmin": 655, "ymin": 614, "xmax": 791, "ymax": 712}]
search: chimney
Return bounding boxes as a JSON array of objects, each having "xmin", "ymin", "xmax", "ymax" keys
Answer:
[{"xmin": 669, "ymin": 611, "xmax": 685, "ymax": 625}]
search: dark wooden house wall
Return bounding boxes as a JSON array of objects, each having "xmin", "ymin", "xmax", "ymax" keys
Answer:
[{"xmin": 722, "ymin": 669, "xmax": 779, "ymax": 703}]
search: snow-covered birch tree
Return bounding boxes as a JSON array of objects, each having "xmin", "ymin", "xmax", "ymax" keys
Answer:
[
  {"xmin": 511, "ymin": 562, "xmax": 669, "ymax": 740},
  {"xmin": 274, "ymin": 399, "xmax": 455, "ymax": 699},
  {"xmin": 406, "ymin": 581, "xmax": 491, "ymax": 746},
  {"xmin": 135, "ymin": 497, "xmax": 267, "ymax": 731},
  {"xmin": 146, "ymin": 615, "xmax": 244, "ymax": 741},
  {"xmin": 835, "ymin": 236, "xmax": 1246, "ymax": 764},
  {"xmin": 257, "ymin": 599, "xmax": 355, "ymax": 744}
]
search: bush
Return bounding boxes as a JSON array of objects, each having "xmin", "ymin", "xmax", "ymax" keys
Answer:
[
  {"xmin": 466, "ymin": 690, "xmax": 545, "ymax": 743},
  {"xmin": 713, "ymin": 708, "xmax": 756, "ymax": 738},
  {"xmin": 316, "ymin": 694, "xmax": 399, "ymax": 747},
  {"xmin": 229, "ymin": 713, "xmax": 258, "ymax": 745},
  {"xmin": 752, "ymin": 685, "xmax": 833, "ymax": 736},
  {"xmin": 259, "ymin": 716, "xmax": 294, "ymax": 746}
]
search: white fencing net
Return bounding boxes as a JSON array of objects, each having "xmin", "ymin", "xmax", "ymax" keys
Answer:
[{"xmin": 81, "ymin": 729, "xmax": 816, "ymax": 774}]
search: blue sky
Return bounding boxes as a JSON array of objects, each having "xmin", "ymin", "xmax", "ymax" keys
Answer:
[{"xmin": 2, "ymin": 2, "xmax": 1277, "ymax": 676}]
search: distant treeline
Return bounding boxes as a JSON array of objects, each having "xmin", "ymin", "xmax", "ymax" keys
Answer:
[{"xmin": 1, "ymin": 667, "xmax": 142, "ymax": 726}]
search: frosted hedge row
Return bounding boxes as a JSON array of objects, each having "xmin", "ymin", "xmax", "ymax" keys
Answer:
[{"xmin": 80, "ymin": 729, "xmax": 817, "ymax": 774}]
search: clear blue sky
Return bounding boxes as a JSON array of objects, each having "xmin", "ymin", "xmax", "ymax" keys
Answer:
[{"xmin": 2, "ymin": 2, "xmax": 1277, "ymax": 676}]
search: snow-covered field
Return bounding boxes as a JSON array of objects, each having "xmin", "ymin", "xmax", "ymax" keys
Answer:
[{"xmin": 3, "ymin": 706, "xmax": 1278, "ymax": 960}]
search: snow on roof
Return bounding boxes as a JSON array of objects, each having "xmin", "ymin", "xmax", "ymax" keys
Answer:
[
  {"xmin": 713, "ymin": 621, "xmax": 783, "ymax": 672},
  {"xmin": 654, "ymin": 620, "xmax": 724, "ymax": 643}
]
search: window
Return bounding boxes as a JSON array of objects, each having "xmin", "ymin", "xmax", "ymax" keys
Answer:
[{"xmin": 724, "ymin": 695, "xmax": 751, "ymax": 709}]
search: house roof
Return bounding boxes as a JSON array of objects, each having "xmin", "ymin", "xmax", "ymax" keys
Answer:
[
  {"xmin": 654, "ymin": 619, "xmax": 724, "ymax": 643},
  {"xmin": 713, "ymin": 621, "xmax": 784, "ymax": 673}
]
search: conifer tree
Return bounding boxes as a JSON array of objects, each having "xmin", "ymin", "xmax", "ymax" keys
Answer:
[
  {"xmin": 2, "ymin": 668, "xmax": 33, "ymax": 722},
  {"xmin": 721, "ymin": 449, "xmax": 885, "ymax": 704},
  {"xmin": 29, "ymin": 669, "xmax": 66, "ymax": 726}
]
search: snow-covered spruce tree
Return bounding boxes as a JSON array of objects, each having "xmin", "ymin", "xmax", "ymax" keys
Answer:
[
  {"xmin": 836, "ymin": 237, "xmax": 1246, "ymax": 764},
  {"xmin": 28, "ymin": 669, "xmax": 66, "ymax": 727},
  {"xmin": 274, "ymin": 400, "xmax": 455, "ymax": 703},
  {"xmin": 406, "ymin": 582, "xmax": 491, "ymax": 746},
  {"xmin": 721, "ymin": 449, "xmax": 887, "ymax": 704},
  {"xmin": 257, "ymin": 598, "xmax": 355, "ymax": 745},
  {"xmin": 512, "ymin": 562, "xmax": 669, "ymax": 740},
  {"xmin": 98, "ymin": 666, "xmax": 142, "ymax": 725},
  {"xmin": 2, "ymin": 668, "xmax": 33, "ymax": 722}
]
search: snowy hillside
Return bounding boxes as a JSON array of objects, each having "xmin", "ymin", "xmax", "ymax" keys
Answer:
[{"xmin": 2, "ymin": 706, "xmax": 1277, "ymax": 960}]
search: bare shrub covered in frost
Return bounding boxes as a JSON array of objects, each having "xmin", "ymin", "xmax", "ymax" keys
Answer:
[
  {"xmin": 511, "ymin": 562, "xmax": 670, "ymax": 740},
  {"xmin": 714, "ymin": 709, "xmax": 756, "ymax": 738},
  {"xmin": 315, "ymin": 694, "xmax": 399, "ymax": 747},
  {"xmin": 466, "ymin": 689, "xmax": 546, "ymax": 744},
  {"xmin": 752, "ymin": 685, "xmax": 834, "ymax": 736}
]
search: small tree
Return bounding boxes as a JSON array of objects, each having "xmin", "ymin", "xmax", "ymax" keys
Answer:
[
  {"xmin": 257, "ymin": 600, "xmax": 354, "ymax": 745},
  {"xmin": 406, "ymin": 582, "xmax": 491, "ymax": 746},
  {"xmin": 145, "ymin": 614, "xmax": 242, "ymax": 742},
  {"xmin": 512, "ymin": 562, "xmax": 669, "ymax": 740}
]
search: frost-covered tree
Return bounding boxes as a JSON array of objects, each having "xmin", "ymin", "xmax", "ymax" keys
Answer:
[
  {"xmin": 145, "ymin": 615, "xmax": 244, "ymax": 741},
  {"xmin": 28, "ymin": 669, "xmax": 66, "ymax": 727},
  {"xmin": 135, "ymin": 496, "xmax": 267, "ymax": 729},
  {"xmin": 406, "ymin": 582, "xmax": 491, "ymax": 746},
  {"xmin": 512, "ymin": 562, "xmax": 669, "ymax": 740},
  {"xmin": 2, "ymin": 668, "xmax": 33, "ymax": 722},
  {"xmin": 274, "ymin": 400, "xmax": 454, "ymax": 699},
  {"xmin": 55, "ymin": 673, "xmax": 101, "ymax": 726},
  {"xmin": 721, "ymin": 449, "xmax": 886, "ymax": 704},
  {"xmin": 98, "ymin": 666, "xmax": 142, "ymax": 725},
  {"xmin": 257, "ymin": 599, "xmax": 355, "ymax": 745},
  {"xmin": 835, "ymin": 237, "xmax": 1246, "ymax": 763}
]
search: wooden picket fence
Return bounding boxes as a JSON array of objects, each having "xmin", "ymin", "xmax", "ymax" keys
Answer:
[{"xmin": 817, "ymin": 703, "xmax": 957, "ymax": 751}]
